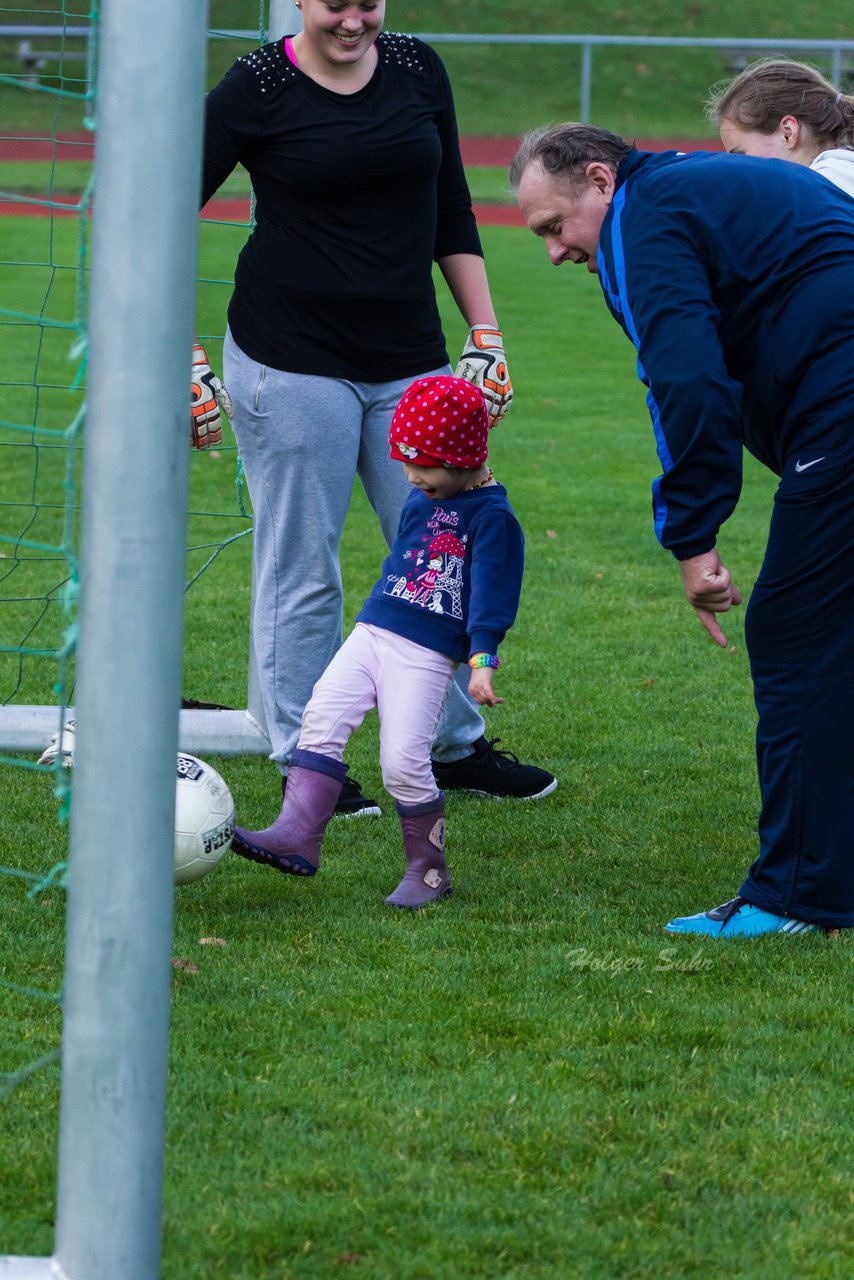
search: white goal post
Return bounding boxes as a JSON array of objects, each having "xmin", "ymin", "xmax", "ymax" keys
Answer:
[
  {"xmin": 0, "ymin": 704, "xmax": 270, "ymax": 757},
  {"xmin": 1, "ymin": 0, "xmax": 214, "ymax": 1275}
]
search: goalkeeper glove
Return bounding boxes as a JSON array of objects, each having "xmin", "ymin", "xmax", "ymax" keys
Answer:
[
  {"xmin": 190, "ymin": 343, "xmax": 234, "ymax": 449},
  {"xmin": 454, "ymin": 325, "xmax": 513, "ymax": 424}
]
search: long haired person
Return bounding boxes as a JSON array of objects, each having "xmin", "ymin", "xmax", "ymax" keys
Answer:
[{"xmin": 707, "ymin": 57, "xmax": 854, "ymax": 195}]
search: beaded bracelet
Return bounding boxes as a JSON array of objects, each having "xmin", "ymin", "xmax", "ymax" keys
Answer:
[{"xmin": 468, "ymin": 653, "xmax": 500, "ymax": 669}]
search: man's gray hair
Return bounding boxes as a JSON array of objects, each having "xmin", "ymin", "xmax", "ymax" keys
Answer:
[{"xmin": 508, "ymin": 123, "xmax": 635, "ymax": 191}]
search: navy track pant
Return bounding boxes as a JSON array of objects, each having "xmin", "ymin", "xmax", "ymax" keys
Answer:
[{"xmin": 741, "ymin": 435, "xmax": 854, "ymax": 928}]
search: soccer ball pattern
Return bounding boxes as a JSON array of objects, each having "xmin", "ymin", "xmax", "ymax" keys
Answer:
[{"xmin": 174, "ymin": 753, "xmax": 235, "ymax": 885}]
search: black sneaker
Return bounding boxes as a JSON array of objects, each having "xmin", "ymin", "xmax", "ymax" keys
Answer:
[
  {"xmin": 281, "ymin": 772, "xmax": 381, "ymax": 818},
  {"xmin": 432, "ymin": 737, "xmax": 557, "ymax": 800}
]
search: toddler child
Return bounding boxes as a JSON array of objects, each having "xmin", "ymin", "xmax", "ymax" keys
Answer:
[{"xmin": 231, "ymin": 374, "xmax": 532, "ymax": 907}]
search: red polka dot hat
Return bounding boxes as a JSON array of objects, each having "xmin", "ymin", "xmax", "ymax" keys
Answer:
[{"xmin": 389, "ymin": 375, "xmax": 490, "ymax": 469}]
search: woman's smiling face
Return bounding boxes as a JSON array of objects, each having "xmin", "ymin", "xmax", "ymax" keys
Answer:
[{"xmin": 298, "ymin": 1, "xmax": 385, "ymax": 67}]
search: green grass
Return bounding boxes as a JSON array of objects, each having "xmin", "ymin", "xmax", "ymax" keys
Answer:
[
  {"xmin": 1, "ymin": 217, "xmax": 852, "ymax": 1278},
  {"xmin": 2, "ymin": 0, "xmax": 852, "ymax": 136}
]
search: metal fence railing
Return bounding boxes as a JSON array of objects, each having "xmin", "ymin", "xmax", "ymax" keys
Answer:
[
  {"xmin": 415, "ymin": 34, "xmax": 854, "ymax": 123},
  {"xmin": 2, "ymin": 27, "xmax": 854, "ymax": 122}
]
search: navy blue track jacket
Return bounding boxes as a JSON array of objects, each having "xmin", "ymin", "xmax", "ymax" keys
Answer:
[{"xmin": 596, "ymin": 150, "xmax": 854, "ymax": 559}]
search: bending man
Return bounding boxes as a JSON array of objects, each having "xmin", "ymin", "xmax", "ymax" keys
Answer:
[{"xmin": 511, "ymin": 124, "xmax": 854, "ymax": 938}]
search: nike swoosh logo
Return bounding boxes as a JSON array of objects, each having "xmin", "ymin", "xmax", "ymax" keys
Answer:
[{"xmin": 795, "ymin": 457, "xmax": 825, "ymax": 472}]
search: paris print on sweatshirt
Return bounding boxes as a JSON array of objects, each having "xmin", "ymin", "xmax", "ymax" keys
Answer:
[{"xmin": 358, "ymin": 485, "xmax": 525, "ymax": 664}]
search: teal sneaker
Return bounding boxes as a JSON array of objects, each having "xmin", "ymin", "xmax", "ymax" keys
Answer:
[{"xmin": 664, "ymin": 896, "xmax": 818, "ymax": 938}]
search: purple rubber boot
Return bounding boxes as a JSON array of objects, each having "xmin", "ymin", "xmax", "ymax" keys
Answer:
[
  {"xmin": 231, "ymin": 748, "xmax": 346, "ymax": 876},
  {"xmin": 385, "ymin": 795, "xmax": 452, "ymax": 908}
]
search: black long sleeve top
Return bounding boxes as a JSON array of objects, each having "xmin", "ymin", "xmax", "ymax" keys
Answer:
[{"xmin": 202, "ymin": 33, "xmax": 483, "ymax": 380}]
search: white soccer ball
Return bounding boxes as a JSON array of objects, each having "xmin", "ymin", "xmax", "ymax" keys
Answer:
[{"xmin": 174, "ymin": 753, "xmax": 235, "ymax": 885}]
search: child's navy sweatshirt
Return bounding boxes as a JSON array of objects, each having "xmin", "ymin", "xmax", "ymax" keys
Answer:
[{"xmin": 357, "ymin": 483, "xmax": 524, "ymax": 662}]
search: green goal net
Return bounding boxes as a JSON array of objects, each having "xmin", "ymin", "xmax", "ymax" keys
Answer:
[{"xmin": 0, "ymin": 1, "xmax": 269, "ymax": 1104}]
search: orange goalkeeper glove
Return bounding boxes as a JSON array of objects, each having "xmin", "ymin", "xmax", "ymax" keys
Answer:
[
  {"xmin": 190, "ymin": 342, "xmax": 233, "ymax": 449},
  {"xmin": 454, "ymin": 325, "xmax": 513, "ymax": 425}
]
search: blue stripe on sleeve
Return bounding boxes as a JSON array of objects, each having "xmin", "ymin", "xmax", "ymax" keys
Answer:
[{"xmin": 605, "ymin": 185, "xmax": 673, "ymax": 542}]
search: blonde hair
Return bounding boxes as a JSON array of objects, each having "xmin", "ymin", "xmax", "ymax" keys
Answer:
[{"xmin": 706, "ymin": 58, "xmax": 854, "ymax": 150}]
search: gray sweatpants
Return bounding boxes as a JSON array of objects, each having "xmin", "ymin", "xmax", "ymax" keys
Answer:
[{"xmin": 223, "ymin": 329, "xmax": 485, "ymax": 770}]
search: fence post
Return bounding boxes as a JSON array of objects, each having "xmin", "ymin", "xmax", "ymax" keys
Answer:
[
  {"xmin": 831, "ymin": 43, "xmax": 842, "ymax": 88},
  {"xmin": 580, "ymin": 40, "xmax": 592, "ymax": 123}
]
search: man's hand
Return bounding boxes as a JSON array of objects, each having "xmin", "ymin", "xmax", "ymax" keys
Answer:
[
  {"xmin": 190, "ymin": 343, "xmax": 234, "ymax": 449},
  {"xmin": 455, "ymin": 325, "xmax": 513, "ymax": 425},
  {"xmin": 468, "ymin": 666, "xmax": 504, "ymax": 707},
  {"xmin": 678, "ymin": 549, "xmax": 743, "ymax": 647}
]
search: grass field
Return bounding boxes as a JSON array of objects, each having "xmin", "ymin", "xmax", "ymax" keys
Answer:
[
  {"xmin": 1, "ymin": 214, "xmax": 852, "ymax": 1278},
  {"xmin": 2, "ymin": 0, "xmax": 853, "ymax": 137},
  {"xmin": 2, "ymin": 4, "xmax": 853, "ymax": 1277}
]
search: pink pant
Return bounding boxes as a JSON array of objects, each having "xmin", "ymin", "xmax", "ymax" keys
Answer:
[{"xmin": 298, "ymin": 623, "xmax": 456, "ymax": 806}]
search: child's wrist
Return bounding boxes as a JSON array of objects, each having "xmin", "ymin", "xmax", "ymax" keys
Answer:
[{"xmin": 468, "ymin": 652, "xmax": 499, "ymax": 669}]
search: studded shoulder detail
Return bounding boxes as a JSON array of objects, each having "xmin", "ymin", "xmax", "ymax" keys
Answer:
[
  {"xmin": 237, "ymin": 40, "xmax": 298, "ymax": 94},
  {"xmin": 377, "ymin": 32, "xmax": 425, "ymax": 72}
]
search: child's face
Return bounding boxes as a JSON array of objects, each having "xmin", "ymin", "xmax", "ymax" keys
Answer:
[{"xmin": 403, "ymin": 462, "xmax": 470, "ymax": 502}]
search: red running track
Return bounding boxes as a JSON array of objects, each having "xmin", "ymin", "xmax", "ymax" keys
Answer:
[
  {"xmin": 0, "ymin": 133, "xmax": 721, "ymax": 164},
  {"xmin": 0, "ymin": 196, "xmax": 527, "ymax": 225},
  {"xmin": 0, "ymin": 134, "xmax": 722, "ymax": 224}
]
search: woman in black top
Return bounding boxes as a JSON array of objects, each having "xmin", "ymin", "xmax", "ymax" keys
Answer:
[{"xmin": 200, "ymin": 1, "xmax": 556, "ymax": 813}]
